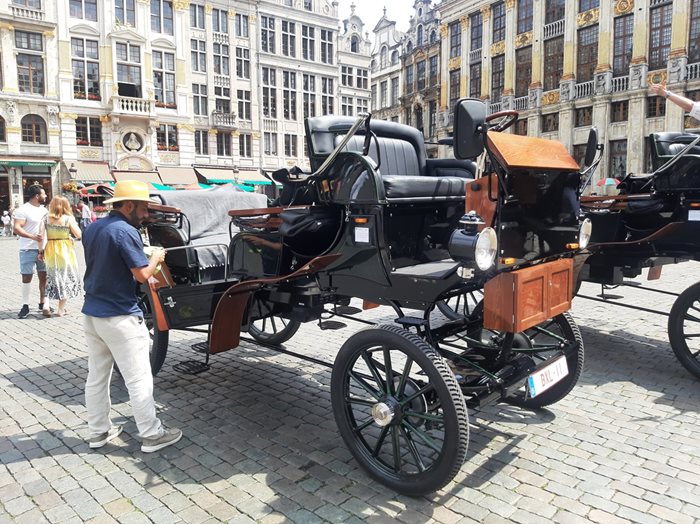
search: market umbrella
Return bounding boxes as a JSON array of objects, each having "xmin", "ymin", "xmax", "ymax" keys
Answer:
[
  {"xmin": 596, "ymin": 178, "xmax": 620, "ymax": 187},
  {"xmin": 79, "ymin": 183, "xmax": 114, "ymax": 196}
]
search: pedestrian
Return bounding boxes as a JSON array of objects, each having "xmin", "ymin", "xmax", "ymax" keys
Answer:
[
  {"xmin": 40, "ymin": 195, "xmax": 82, "ymax": 317},
  {"xmin": 649, "ymin": 83, "xmax": 700, "ymax": 119},
  {"xmin": 80, "ymin": 200, "xmax": 92, "ymax": 231},
  {"xmin": 81, "ymin": 180, "xmax": 181, "ymax": 452},
  {"xmin": 13, "ymin": 185, "xmax": 49, "ymax": 318},
  {"xmin": 1, "ymin": 210, "xmax": 10, "ymax": 237}
]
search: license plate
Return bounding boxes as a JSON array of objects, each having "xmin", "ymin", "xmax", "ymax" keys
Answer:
[
  {"xmin": 689, "ymin": 209, "xmax": 700, "ymax": 221},
  {"xmin": 527, "ymin": 356, "xmax": 569, "ymax": 398}
]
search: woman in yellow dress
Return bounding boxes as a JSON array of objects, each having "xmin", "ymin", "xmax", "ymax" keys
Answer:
[{"xmin": 40, "ymin": 196, "xmax": 82, "ymax": 316}]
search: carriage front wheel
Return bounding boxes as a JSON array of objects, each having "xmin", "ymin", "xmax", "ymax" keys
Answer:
[
  {"xmin": 330, "ymin": 324, "xmax": 469, "ymax": 496},
  {"xmin": 668, "ymin": 282, "xmax": 700, "ymax": 380}
]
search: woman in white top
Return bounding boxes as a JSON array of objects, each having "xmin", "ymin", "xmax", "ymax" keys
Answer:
[{"xmin": 649, "ymin": 83, "xmax": 700, "ymax": 120}]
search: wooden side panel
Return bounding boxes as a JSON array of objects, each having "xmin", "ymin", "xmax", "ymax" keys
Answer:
[
  {"xmin": 465, "ymin": 174, "xmax": 497, "ymax": 227},
  {"xmin": 483, "ymin": 271, "xmax": 515, "ymax": 332},
  {"xmin": 487, "ymin": 132, "xmax": 580, "ymax": 171},
  {"xmin": 514, "ymin": 265, "xmax": 548, "ymax": 331},
  {"xmin": 547, "ymin": 258, "xmax": 573, "ymax": 318}
]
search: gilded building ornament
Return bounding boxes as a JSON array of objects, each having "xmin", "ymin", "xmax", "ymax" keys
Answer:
[
  {"xmin": 439, "ymin": 24, "xmax": 448, "ymax": 38},
  {"xmin": 515, "ymin": 31, "xmax": 532, "ymax": 48},
  {"xmin": 480, "ymin": 7, "xmax": 490, "ymax": 22},
  {"xmin": 43, "ymin": 30, "xmax": 55, "ymax": 38},
  {"xmin": 208, "ymin": 129, "xmax": 218, "ymax": 135},
  {"xmin": 614, "ymin": 0, "xmax": 634, "ymax": 16},
  {"xmin": 542, "ymin": 90, "xmax": 560, "ymax": 106},
  {"xmin": 460, "ymin": 16, "xmax": 468, "ymax": 30},
  {"xmin": 448, "ymin": 56, "xmax": 460, "ymax": 71},
  {"xmin": 49, "ymin": 129, "xmax": 61, "ymax": 136},
  {"xmin": 177, "ymin": 123, "xmax": 195, "ymax": 132},
  {"xmin": 505, "ymin": 0, "xmax": 515, "ymax": 9},
  {"xmin": 80, "ymin": 149, "xmax": 100, "ymax": 159},
  {"xmin": 173, "ymin": 0, "xmax": 190, "ymax": 11},
  {"xmin": 647, "ymin": 71, "xmax": 667, "ymax": 86},
  {"xmin": 576, "ymin": 8, "xmax": 599, "ymax": 27},
  {"xmin": 99, "ymin": 115, "xmax": 111, "ymax": 123},
  {"xmin": 491, "ymin": 41, "xmax": 505, "ymax": 56},
  {"xmin": 228, "ymin": 9, "xmax": 236, "ymax": 18},
  {"xmin": 0, "ymin": 22, "xmax": 14, "ymax": 31},
  {"xmin": 205, "ymin": 4, "xmax": 213, "ymax": 14},
  {"xmin": 59, "ymin": 113, "xmax": 79, "ymax": 120}
]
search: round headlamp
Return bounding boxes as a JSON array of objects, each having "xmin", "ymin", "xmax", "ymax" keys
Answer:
[
  {"xmin": 474, "ymin": 227, "xmax": 497, "ymax": 270},
  {"xmin": 579, "ymin": 218, "xmax": 593, "ymax": 249},
  {"xmin": 448, "ymin": 223, "xmax": 498, "ymax": 271}
]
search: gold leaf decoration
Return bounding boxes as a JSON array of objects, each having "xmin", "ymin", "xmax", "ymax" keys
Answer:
[
  {"xmin": 491, "ymin": 41, "xmax": 505, "ymax": 56},
  {"xmin": 576, "ymin": 8, "xmax": 599, "ymax": 27},
  {"xmin": 515, "ymin": 32, "xmax": 532, "ymax": 48},
  {"xmin": 647, "ymin": 71, "xmax": 667, "ymax": 86},
  {"xmin": 542, "ymin": 90, "xmax": 560, "ymax": 106},
  {"xmin": 614, "ymin": 0, "xmax": 634, "ymax": 16}
]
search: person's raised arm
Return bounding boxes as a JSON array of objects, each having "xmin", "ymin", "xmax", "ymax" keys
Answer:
[
  {"xmin": 649, "ymin": 82, "xmax": 695, "ymax": 112},
  {"xmin": 130, "ymin": 247, "xmax": 166, "ymax": 283}
]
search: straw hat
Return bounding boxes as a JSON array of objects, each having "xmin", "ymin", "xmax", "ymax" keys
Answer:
[{"xmin": 103, "ymin": 180, "xmax": 156, "ymax": 204}]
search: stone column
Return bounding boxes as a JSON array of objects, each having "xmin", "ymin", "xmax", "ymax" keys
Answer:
[
  {"xmin": 459, "ymin": 16, "xmax": 468, "ymax": 98},
  {"xmin": 594, "ymin": 2, "xmax": 612, "ymax": 96},
  {"xmin": 666, "ymin": 1, "xmax": 691, "ymax": 130},
  {"xmin": 528, "ymin": 0, "xmax": 544, "ymax": 109},
  {"xmin": 629, "ymin": 0, "xmax": 650, "ymax": 89},
  {"xmin": 480, "ymin": 6, "xmax": 492, "ymax": 103},
  {"xmin": 502, "ymin": 0, "xmax": 516, "ymax": 107}
]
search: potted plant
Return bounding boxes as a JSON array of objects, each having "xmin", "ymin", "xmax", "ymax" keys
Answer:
[
  {"xmin": 76, "ymin": 138, "xmax": 90, "ymax": 146},
  {"xmin": 93, "ymin": 205, "xmax": 108, "ymax": 218}
]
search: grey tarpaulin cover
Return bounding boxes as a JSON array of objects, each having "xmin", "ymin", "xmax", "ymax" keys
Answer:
[{"xmin": 155, "ymin": 184, "xmax": 267, "ymax": 268}]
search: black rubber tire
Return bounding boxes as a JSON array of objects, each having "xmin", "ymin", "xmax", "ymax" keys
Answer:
[
  {"xmin": 436, "ymin": 290, "xmax": 484, "ymax": 321},
  {"xmin": 668, "ymin": 282, "xmax": 700, "ymax": 380},
  {"xmin": 508, "ymin": 312, "xmax": 584, "ymax": 409},
  {"xmin": 331, "ymin": 324, "xmax": 469, "ymax": 496},
  {"xmin": 248, "ymin": 317, "xmax": 301, "ymax": 345}
]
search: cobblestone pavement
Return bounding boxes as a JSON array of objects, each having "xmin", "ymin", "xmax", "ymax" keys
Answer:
[{"xmin": 1, "ymin": 236, "xmax": 699, "ymax": 523}]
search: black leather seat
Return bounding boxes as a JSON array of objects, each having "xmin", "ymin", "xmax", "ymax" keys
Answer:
[{"xmin": 650, "ymin": 132, "xmax": 700, "ymax": 170}]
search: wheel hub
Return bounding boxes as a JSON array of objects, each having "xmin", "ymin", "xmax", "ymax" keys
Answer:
[{"xmin": 371, "ymin": 401, "xmax": 396, "ymax": 426}]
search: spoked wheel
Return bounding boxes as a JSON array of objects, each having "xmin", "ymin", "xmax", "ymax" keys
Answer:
[
  {"xmin": 436, "ymin": 290, "xmax": 484, "ymax": 321},
  {"xmin": 139, "ymin": 293, "xmax": 170, "ymax": 376},
  {"xmin": 248, "ymin": 316, "xmax": 301, "ymax": 345},
  {"xmin": 331, "ymin": 324, "xmax": 469, "ymax": 496},
  {"xmin": 668, "ymin": 282, "xmax": 700, "ymax": 379}
]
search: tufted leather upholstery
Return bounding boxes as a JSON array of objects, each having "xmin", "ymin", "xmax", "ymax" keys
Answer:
[{"xmin": 341, "ymin": 136, "xmax": 421, "ymax": 177}]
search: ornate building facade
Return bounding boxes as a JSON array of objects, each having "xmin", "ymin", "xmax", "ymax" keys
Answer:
[{"xmin": 369, "ymin": 8, "xmax": 404, "ymax": 123}]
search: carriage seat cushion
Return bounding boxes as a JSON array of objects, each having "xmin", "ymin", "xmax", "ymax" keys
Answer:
[
  {"xmin": 382, "ymin": 176, "xmax": 468, "ymax": 201},
  {"xmin": 341, "ymin": 135, "xmax": 421, "ymax": 177}
]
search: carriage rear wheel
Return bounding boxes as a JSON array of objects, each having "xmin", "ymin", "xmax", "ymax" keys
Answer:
[
  {"xmin": 668, "ymin": 282, "xmax": 700, "ymax": 380},
  {"xmin": 139, "ymin": 294, "xmax": 170, "ymax": 376},
  {"xmin": 248, "ymin": 317, "xmax": 301, "ymax": 345},
  {"xmin": 331, "ymin": 324, "xmax": 469, "ymax": 496}
]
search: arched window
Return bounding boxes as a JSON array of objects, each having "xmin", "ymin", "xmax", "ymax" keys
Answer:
[
  {"xmin": 391, "ymin": 50, "xmax": 399, "ymax": 65},
  {"xmin": 430, "ymin": 30, "xmax": 437, "ymax": 43},
  {"xmin": 351, "ymin": 35, "xmax": 359, "ymax": 53},
  {"xmin": 417, "ymin": 25, "xmax": 424, "ymax": 46},
  {"xmin": 406, "ymin": 41, "xmax": 413, "ymax": 53},
  {"xmin": 21, "ymin": 115, "xmax": 47, "ymax": 144},
  {"xmin": 0, "ymin": 116, "xmax": 6, "ymax": 142},
  {"xmin": 380, "ymin": 46, "xmax": 388, "ymax": 67}
]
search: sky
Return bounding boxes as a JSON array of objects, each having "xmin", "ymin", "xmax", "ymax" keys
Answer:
[{"xmin": 337, "ymin": 0, "xmax": 412, "ymax": 37}]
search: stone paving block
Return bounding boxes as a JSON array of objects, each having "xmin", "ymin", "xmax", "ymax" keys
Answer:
[{"xmin": 588, "ymin": 509, "xmax": 631, "ymax": 524}]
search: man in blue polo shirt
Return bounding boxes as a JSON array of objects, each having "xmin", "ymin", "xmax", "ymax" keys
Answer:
[{"xmin": 82, "ymin": 180, "xmax": 182, "ymax": 452}]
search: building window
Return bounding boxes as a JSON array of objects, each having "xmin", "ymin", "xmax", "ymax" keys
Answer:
[
  {"xmin": 115, "ymin": 0, "xmax": 135, "ymax": 25},
  {"xmin": 357, "ymin": 98, "xmax": 368, "ymax": 115},
  {"xmin": 194, "ymin": 130, "xmax": 208, "ymax": 155},
  {"xmin": 609, "ymin": 139, "xmax": 627, "ymax": 179},
  {"xmin": 151, "ymin": 0, "xmax": 174, "ymax": 35},
  {"xmin": 429, "ymin": 55, "xmax": 438, "ymax": 86},
  {"xmin": 213, "ymin": 43, "xmax": 229, "ymax": 75},
  {"xmin": 214, "ymin": 86, "xmax": 230, "ymax": 113},
  {"xmin": 428, "ymin": 100, "xmax": 436, "ymax": 137},
  {"xmin": 70, "ymin": 0, "xmax": 97, "ymax": 21},
  {"xmin": 356, "ymin": 68, "xmax": 368, "ymax": 89},
  {"xmin": 190, "ymin": 3, "xmax": 204, "ymax": 29},
  {"xmin": 576, "ymin": 25, "xmax": 598, "ymax": 82},
  {"xmin": 380, "ymin": 80, "xmax": 388, "ymax": 107},
  {"xmin": 417, "ymin": 25, "xmax": 424, "ymax": 47},
  {"xmin": 341, "ymin": 66, "xmax": 353, "ymax": 87},
  {"xmin": 302, "ymin": 25, "xmax": 315, "ymax": 61},
  {"xmin": 284, "ymin": 134, "xmax": 297, "ymax": 157},
  {"xmin": 469, "ymin": 63, "xmax": 481, "ymax": 98},
  {"xmin": 320, "ymin": 29, "xmax": 333, "ymax": 64},
  {"xmin": 543, "ymin": 36, "xmax": 564, "ymax": 91},
  {"xmin": 470, "ymin": 12, "xmax": 482, "ymax": 53},
  {"xmin": 515, "ymin": 119, "xmax": 528, "ymax": 136},
  {"xmin": 304, "ymin": 0, "xmax": 312, "ymax": 10},
  {"xmin": 371, "ymin": 84, "xmax": 376, "ymax": 110},
  {"xmin": 575, "ymin": 107, "xmax": 592, "ymax": 127},
  {"xmin": 449, "ymin": 69, "xmax": 460, "ymax": 113},
  {"xmin": 613, "ymin": 15, "xmax": 633, "ymax": 76},
  {"xmin": 237, "ymin": 89, "xmax": 251, "ymax": 120},
  {"xmin": 262, "ymin": 67, "xmax": 277, "ymax": 118},
  {"xmin": 283, "ymin": 71, "xmax": 297, "ymax": 120},
  {"xmin": 491, "ymin": 55, "xmax": 505, "ymax": 102},
  {"xmin": 153, "ymin": 51, "xmax": 175, "ymax": 107},
  {"xmin": 647, "ymin": 96, "xmax": 666, "ymax": 118},
  {"xmin": 156, "ymin": 124, "xmax": 178, "ymax": 151},
  {"xmin": 235, "ymin": 47, "xmax": 250, "ymax": 79},
  {"xmin": 572, "ymin": 144, "xmax": 587, "ymax": 167},
  {"xmin": 72, "ymin": 38, "xmax": 100, "ymax": 100},
  {"xmin": 321, "ymin": 77, "xmax": 334, "ymax": 115},
  {"xmin": 579, "ymin": 0, "xmax": 599, "ymax": 12},
  {"xmin": 116, "ymin": 41, "xmax": 141, "ymax": 97},
  {"xmin": 21, "ymin": 115, "xmax": 47, "ymax": 144},
  {"xmin": 212, "ymin": 8, "xmax": 228, "ymax": 33},
  {"xmin": 391, "ymin": 50, "xmax": 399, "ymax": 65},
  {"xmin": 192, "ymin": 84, "xmax": 207, "ymax": 115},
  {"xmin": 15, "ymin": 31, "xmax": 44, "ymax": 95},
  {"xmin": 545, "ymin": 0, "xmax": 565, "ymax": 25},
  {"xmin": 303, "ymin": 74, "xmax": 316, "ymax": 118},
  {"xmin": 191, "ymin": 39, "xmax": 206, "ymax": 72},
  {"xmin": 449, "ymin": 21, "xmax": 461, "ymax": 58},
  {"xmin": 341, "ymin": 96, "xmax": 353, "ymax": 116},
  {"xmin": 391, "ymin": 77, "xmax": 399, "ymax": 105},
  {"xmin": 405, "ymin": 65, "xmax": 414, "ymax": 94},
  {"xmin": 235, "ymin": 14, "xmax": 249, "ymax": 38},
  {"xmin": 239, "ymin": 134, "xmax": 253, "ymax": 157},
  {"xmin": 264, "ymin": 132, "xmax": 278, "ymax": 155},
  {"xmin": 261, "ymin": 15, "xmax": 276, "ymax": 53},
  {"xmin": 542, "ymin": 113, "xmax": 559, "ymax": 132},
  {"xmin": 282, "ymin": 21, "xmax": 296, "ymax": 57},
  {"xmin": 611, "ymin": 100, "xmax": 628, "ymax": 122},
  {"xmin": 0, "ymin": 118, "xmax": 6, "ymax": 142},
  {"xmin": 649, "ymin": 2, "xmax": 672, "ymax": 71},
  {"xmin": 417, "ymin": 60, "xmax": 426, "ymax": 91},
  {"xmin": 75, "ymin": 116, "xmax": 102, "ymax": 147},
  {"xmin": 492, "ymin": 2, "xmax": 506, "ymax": 42},
  {"xmin": 515, "ymin": 46, "xmax": 531, "ymax": 98},
  {"xmin": 517, "ymin": 0, "xmax": 533, "ymax": 34},
  {"xmin": 217, "ymin": 132, "xmax": 231, "ymax": 156},
  {"xmin": 690, "ymin": 0, "xmax": 700, "ymax": 63}
]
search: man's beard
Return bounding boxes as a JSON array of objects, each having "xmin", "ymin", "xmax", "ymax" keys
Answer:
[{"xmin": 126, "ymin": 209, "xmax": 143, "ymax": 228}]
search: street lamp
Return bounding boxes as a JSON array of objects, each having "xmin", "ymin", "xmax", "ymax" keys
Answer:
[{"xmin": 69, "ymin": 163, "xmax": 78, "ymax": 179}]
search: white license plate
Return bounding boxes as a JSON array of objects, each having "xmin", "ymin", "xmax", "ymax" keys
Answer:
[
  {"xmin": 527, "ymin": 356, "xmax": 569, "ymax": 398},
  {"xmin": 689, "ymin": 209, "xmax": 700, "ymax": 221}
]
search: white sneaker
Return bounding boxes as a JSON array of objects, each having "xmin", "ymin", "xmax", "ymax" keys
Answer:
[
  {"xmin": 89, "ymin": 425, "xmax": 123, "ymax": 449},
  {"xmin": 141, "ymin": 427, "xmax": 182, "ymax": 453}
]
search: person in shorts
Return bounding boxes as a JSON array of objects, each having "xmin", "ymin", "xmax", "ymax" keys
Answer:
[{"xmin": 13, "ymin": 185, "xmax": 49, "ymax": 318}]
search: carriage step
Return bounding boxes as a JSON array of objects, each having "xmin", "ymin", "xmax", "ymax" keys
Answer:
[
  {"xmin": 191, "ymin": 342, "xmax": 209, "ymax": 354},
  {"xmin": 334, "ymin": 305, "xmax": 362, "ymax": 315},
  {"xmin": 173, "ymin": 360, "xmax": 210, "ymax": 375},
  {"xmin": 395, "ymin": 316, "xmax": 428, "ymax": 328},
  {"xmin": 319, "ymin": 320, "xmax": 347, "ymax": 330}
]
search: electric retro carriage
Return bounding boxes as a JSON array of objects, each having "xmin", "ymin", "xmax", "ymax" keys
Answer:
[{"xmin": 141, "ymin": 99, "xmax": 591, "ymax": 494}]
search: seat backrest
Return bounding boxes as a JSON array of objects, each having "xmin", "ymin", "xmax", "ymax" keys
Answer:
[{"xmin": 337, "ymin": 135, "xmax": 422, "ymax": 177}]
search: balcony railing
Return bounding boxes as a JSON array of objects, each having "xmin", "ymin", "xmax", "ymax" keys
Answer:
[
  {"xmin": 513, "ymin": 96, "xmax": 528, "ymax": 111},
  {"xmin": 469, "ymin": 48, "xmax": 482, "ymax": 64},
  {"xmin": 214, "ymin": 75, "xmax": 230, "ymax": 88},
  {"xmin": 544, "ymin": 19, "xmax": 565, "ymax": 39},
  {"xmin": 111, "ymin": 96, "xmax": 153, "ymax": 116},
  {"xmin": 688, "ymin": 62, "xmax": 700, "ymax": 81},
  {"xmin": 212, "ymin": 32, "xmax": 229, "ymax": 45},
  {"xmin": 612, "ymin": 75, "xmax": 629, "ymax": 92},
  {"xmin": 574, "ymin": 80, "xmax": 594, "ymax": 99},
  {"xmin": 263, "ymin": 119, "xmax": 278, "ymax": 132},
  {"xmin": 488, "ymin": 102, "xmax": 502, "ymax": 115},
  {"xmin": 11, "ymin": 5, "xmax": 45, "ymax": 20},
  {"xmin": 211, "ymin": 111, "xmax": 237, "ymax": 128}
]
